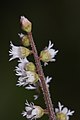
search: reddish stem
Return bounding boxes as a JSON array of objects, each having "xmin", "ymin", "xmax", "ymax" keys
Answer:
[{"xmin": 27, "ymin": 32, "xmax": 55, "ymax": 120}]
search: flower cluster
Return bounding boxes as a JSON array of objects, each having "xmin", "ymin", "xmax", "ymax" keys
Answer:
[{"xmin": 9, "ymin": 16, "xmax": 74, "ymax": 120}]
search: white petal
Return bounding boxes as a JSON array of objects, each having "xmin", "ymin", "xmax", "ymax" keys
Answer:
[
  {"xmin": 22, "ymin": 111, "xmax": 27, "ymax": 116},
  {"xmin": 55, "ymin": 108, "xmax": 59, "ymax": 113},
  {"xmin": 67, "ymin": 110, "xmax": 74, "ymax": 116},
  {"xmin": 62, "ymin": 107, "xmax": 68, "ymax": 114},
  {"xmin": 25, "ymin": 85, "xmax": 36, "ymax": 90},
  {"xmin": 17, "ymin": 58, "xmax": 29, "ymax": 70},
  {"xmin": 44, "ymin": 62, "xmax": 48, "ymax": 66},
  {"xmin": 46, "ymin": 76, "xmax": 52, "ymax": 84},
  {"xmin": 15, "ymin": 72, "xmax": 23, "ymax": 76},
  {"xmin": 25, "ymin": 100, "xmax": 30, "ymax": 106},
  {"xmin": 27, "ymin": 114, "xmax": 33, "ymax": 119},
  {"xmin": 18, "ymin": 33, "xmax": 24, "ymax": 38},
  {"xmin": 9, "ymin": 56, "xmax": 15, "ymax": 61},
  {"xmin": 49, "ymin": 49, "xmax": 58, "ymax": 58},
  {"xmin": 25, "ymin": 106, "xmax": 32, "ymax": 111},
  {"xmin": 50, "ymin": 58, "xmax": 56, "ymax": 62},
  {"xmin": 18, "ymin": 58, "xmax": 29, "ymax": 63},
  {"xmin": 58, "ymin": 102, "xmax": 64, "ymax": 111},
  {"xmin": 47, "ymin": 41, "xmax": 54, "ymax": 50},
  {"xmin": 16, "ymin": 83, "xmax": 22, "ymax": 86},
  {"xmin": 16, "ymin": 81, "xmax": 25, "ymax": 86},
  {"xmin": 9, "ymin": 41, "xmax": 20, "ymax": 61},
  {"xmin": 32, "ymin": 109, "xmax": 37, "ymax": 116},
  {"xmin": 66, "ymin": 116, "xmax": 69, "ymax": 120},
  {"xmin": 34, "ymin": 95, "xmax": 39, "ymax": 100}
]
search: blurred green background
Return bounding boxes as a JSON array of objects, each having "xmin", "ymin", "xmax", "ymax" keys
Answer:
[{"xmin": 0, "ymin": 0, "xmax": 80, "ymax": 120}]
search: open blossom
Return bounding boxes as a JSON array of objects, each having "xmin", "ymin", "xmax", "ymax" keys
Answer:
[
  {"xmin": 15, "ymin": 58, "xmax": 39, "ymax": 90},
  {"xmin": 15, "ymin": 58, "xmax": 39, "ymax": 89},
  {"xmin": 15, "ymin": 58, "xmax": 36, "ymax": 73},
  {"xmin": 22, "ymin": 100, "xmax": 44, "ymax": 120},
  {"xmin": 16, "ymin": 71, "xmax": 39, "ymax": 89},
  {"xmin": 9, "ymin": 41, "xmax": 31, "ymax": 61},
  {"xmin": 55, "ymin": 102, "xmax": 74, "ymax": 120},
  {"xmin": 20, "ymin": 16, "xmax": 32, "ymax": 32},
  {"xmin": 40, "ymin": 41, "xmax": 58, "ymax": 66}
]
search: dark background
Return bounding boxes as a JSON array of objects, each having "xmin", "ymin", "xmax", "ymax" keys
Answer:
[{"xmin": 0, "ymin": 0, "xmax": 80, "ymax": 120}]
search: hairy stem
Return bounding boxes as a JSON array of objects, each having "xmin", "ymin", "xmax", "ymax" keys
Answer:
[{"xmin": 27, "ymin": 32, "xmax": 55, "ymax": 120}]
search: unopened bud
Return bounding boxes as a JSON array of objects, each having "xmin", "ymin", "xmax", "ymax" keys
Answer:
[
  {"xmin": 25, "ymin": 62, "xmax": 36, "ymax": 72},
  {"xmin": 20, "ymin": 16, "xmax": 32, "ymax": 32},
  {"xmin": 22, "ymin": 35, "xmax": 30, "ymax": 47},
  {"xmin": 18, "ymin": 33, "xmax": 30, "ymax": 47},
  {"xmin": 20, "ymin": 47, "xmax": 31, "ymax": 58}
]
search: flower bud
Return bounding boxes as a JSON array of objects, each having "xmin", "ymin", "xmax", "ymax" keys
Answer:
[
  {"xmin": 20, "ymin": 47, "xmax": 31, "ymax": 58},
  {"xmin": 34, "ymin": 105, "xmax": 44, "ymax": 118},
  {"xmin": 19, "ymin": 33, "xmax": 30, "ymax": 47},
  {"xmin": 22, "ymin": 35, "xmax": 30, "ymax": 47},
  {"xmin": 56, "ymin": 113, "xmax": 66, "ymax": 120},
  {"xmin": 24, "ymin": 62, "xmax": 36, "ymax": 72},
  {"xmin": 20, "ymin": 16, "xmax": 32, "ymax": 32},
  {"xmin": 40, "ymin": 50, "xmax": 51, "ymax": 62}
]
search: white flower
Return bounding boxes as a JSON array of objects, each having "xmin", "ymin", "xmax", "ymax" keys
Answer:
[
  {"xmin": 45, "ymin": 76, "xmax": 52, "ymax": 88},
  {"xmin": 16, "ymin": 71, "xmax": 39, "ymax": 89},
  {"xmin": 15, "ymin": 58, "xmax": 36, "ymax": 75},
  {"xmin": 15, "ymin": 58, "xmax": 39, "ymax": 90},
  {"xmin": 20, "ymin": 16, "xmax": 32, "ymax": 32},
  {"xmin": 40, "ymin": 41, "xmax": 58, "ymax": 66},
  {"xmin": 22, "ymin": 100, "xmax": 44, "ymax": 120},
  {"xmin": 15, "ymin": 59, "xmax": 39, "ymax": 90},
  {"xmin": 9, "ymin": 41, "xmax": 31, "ymax": 61},
  {"xmin": 55, "ymin": 102, "xmax": 74, "ymax": 120}
]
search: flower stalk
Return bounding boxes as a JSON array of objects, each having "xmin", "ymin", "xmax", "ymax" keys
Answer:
[{"xmin": 27, "ymin": 32, "xmax": 55, "ymax": 120}]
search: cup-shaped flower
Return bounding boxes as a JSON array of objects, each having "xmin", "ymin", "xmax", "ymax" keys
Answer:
[
  {"xmin": 22, "ymin": 100, "xmax": 44, "ymax": 120},
  {"xmin": 15, "ymin": 58, "xmax": 36, "ymax": 75},
  {"xmin": 18, "ymin": 33, "xmax": 30, "ymax": 47},
  {"xmin": 20, "ymin": 16, "xmax": 32, "ymax": 32},
  {"xmin": 40, "ymin": 41, "xmax": 58, "ymax": 66},
  {"xmin": 55, "ymin": 102, "xmax": 74, "ymax": 120},
  {"xmin": 16, "ymin": 71, "xmax": 39, "ymax": 90},
  {"xmin": 9, "ymin": 41, "xmax": 31, "ymax": 61}
]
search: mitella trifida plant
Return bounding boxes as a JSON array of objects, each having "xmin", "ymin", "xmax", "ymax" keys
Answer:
[{"xmin": 9, "ymin": 16, "xmax": 74, "ymax": 120}]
